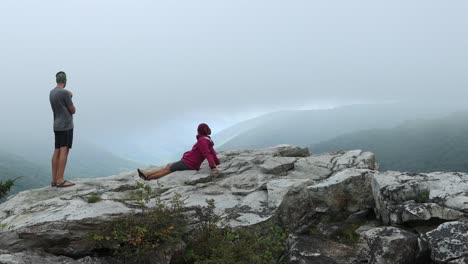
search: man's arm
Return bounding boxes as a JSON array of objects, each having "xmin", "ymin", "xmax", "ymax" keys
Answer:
[
  {"xmin": 68, "ymin": 104, "xmax": 76, "ymax": 114},
  {"xmin": 63, "ymin": 91, "xmax": 76, "ymax": 114}
]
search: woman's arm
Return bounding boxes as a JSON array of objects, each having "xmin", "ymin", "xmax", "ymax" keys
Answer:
[
  {"xmin": 213, "ymin": 150, "xmax": 221, "ymax": 165},
  {"xmin": 198, "ymin": 138, "xmax": 217, "ymax": 169}
]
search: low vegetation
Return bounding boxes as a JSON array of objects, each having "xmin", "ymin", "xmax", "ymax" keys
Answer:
[
  {"xmin": 90, "ymin": 182, "xmax": 186, "ymax": 258},
  {"xmin": 0, "ymin": 177, "xmax": 17, "ymax": 200},
  {"xmin": 85, "ymin": 194, "xmax": 102, "ymax": 203},
  {"xmin": 185, "ymin": 199, "xmax": 287, "ymax": 264},
  {"xmin": 89, "ymin": 182, "xmax": 288, "ymax": 264},
  {"xmin": 415, "ymin": 190, "xmax": 430, "ymax": 203},
  {"xmin": 336, "ymin": 223, "xmax": 361, "ymax": 244}
]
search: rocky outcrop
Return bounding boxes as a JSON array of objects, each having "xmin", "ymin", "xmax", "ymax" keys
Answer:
[
  {"xmin": 0, "ymin": 146, "xmax": 377, "ymax": 263},
  {"xmin": 372, "ymin": 171, "xmax": 468, "ymax": 225},
  {"xmin": 0, "ymin": 145, "xmax": 467, "ymax": 263}
]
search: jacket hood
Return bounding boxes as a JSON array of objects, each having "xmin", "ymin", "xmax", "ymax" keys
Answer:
[{"xmin": 196, "ymin": 135, "xmax": 214, "ymax": 146}]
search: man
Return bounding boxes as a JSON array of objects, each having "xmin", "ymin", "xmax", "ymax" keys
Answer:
[{"xmin": 49, "ymin": 71, "xmax": 76, "ymax": 187}]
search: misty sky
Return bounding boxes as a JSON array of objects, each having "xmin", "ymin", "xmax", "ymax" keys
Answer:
[{"xmin": 1, "ymin": 0, "xmax": 467, "ymax": 162}]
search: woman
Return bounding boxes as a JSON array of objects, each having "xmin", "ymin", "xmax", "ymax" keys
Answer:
[{"xmin": 137, "ymin": 123, "xmax": 221, "ymax": 180}]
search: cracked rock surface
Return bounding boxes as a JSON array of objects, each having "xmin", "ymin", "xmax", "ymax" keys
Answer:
[
  {"xmin": 372, "ymin": 171, "xmax": 468, "ymax": 225},
  {"xmin": 1, "ymin": 145, "xmax": 467, "ymax": 263}
]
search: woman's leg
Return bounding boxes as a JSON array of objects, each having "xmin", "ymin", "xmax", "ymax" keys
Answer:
[
  {"xmin": 138, "ymin": 166, "xmax": 167, "ymax": 179},
  {"xmin": 140, "ymin": 163, "xmax": 173, "ymax": 175},
  {"xmin": 146, "ymin": 164, "xmax": 172, "ymax": 180}
]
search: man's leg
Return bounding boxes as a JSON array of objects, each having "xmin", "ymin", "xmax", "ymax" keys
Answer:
[
  {"xmin": 51, "ymin": 149, "xmax": 60, "ymax": 185},
  {"xmin": 56, "ymin": 147, "xmax": 70, "ymax": 184}
]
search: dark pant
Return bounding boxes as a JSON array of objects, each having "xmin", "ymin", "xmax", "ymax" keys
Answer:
[
  {"xmin": 169, "ymin": 160, "xmax": 191, "ymax": 172},
  {"xmin": 54, "ymin": 129, "xmax": 73, "ymax": 149}
]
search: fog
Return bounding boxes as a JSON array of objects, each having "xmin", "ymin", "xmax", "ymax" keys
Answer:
[{"xmin": 0, "ymin": 0, "xmax": 467, "ymax": 163}]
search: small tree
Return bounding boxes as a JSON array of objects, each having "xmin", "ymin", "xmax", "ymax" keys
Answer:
[{"xmin": 0, "ymin": 178, "xmax": 17, "ymax": 200}]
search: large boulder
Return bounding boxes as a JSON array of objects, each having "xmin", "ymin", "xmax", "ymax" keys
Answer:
[
  {"xmin": 0, "ymin": 250, "xmax": 82, "ymax": 264},
  {"xmin": 288, "ymin": 234, "xmax": 355, "ymax": 264},
  {"xmin": 372, "ymin": 171, "xmax": 468, "ymax": 225},
  {"xmin": 426, "ymin": 221, "xmax": 468, "ymax": 263},
  {"xmin": 307, "ymin": 168, "xmax": 374, "ymax": 213},
  {"xmin": 277, "ymin": 167, "xmax": 375, "ymax": 230},
  {"xmin": 354, "ymin": 227, "xmax": 425, "ymax": 264},
  {"xmin": 448, "ymin": 257, "xmax": 468, "ymax": 264}
]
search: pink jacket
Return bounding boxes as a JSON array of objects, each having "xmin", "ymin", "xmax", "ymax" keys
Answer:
[{"xmin": 182, "ymin": 136, "xmax": 221, "ymax": 170}]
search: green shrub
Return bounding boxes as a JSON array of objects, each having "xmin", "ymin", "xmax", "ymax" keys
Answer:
[
  {"xmin": 86, "ymin": 194, "xmax": 102, "ymax": 203},
  {"xmin": 130, "ymin": 181, "xmax": 154, "ymax": 209},
  {"xmin": 416, "ymin": 190, "xmax": 430, "ymax": 203},
  {"xmin": 0, "ymin": 178, "xmax": 18, "ymax": 200},
  {"xmin": 336, "ymin": 223, "xmax": 361, "ymax": 244},
  {"xmin": 184, "ymin": 199, "xmax": 288, "ymax": 264},
  {"xmin": 89, "ymin": 182, "xmax": 186, "ymax": 258}
]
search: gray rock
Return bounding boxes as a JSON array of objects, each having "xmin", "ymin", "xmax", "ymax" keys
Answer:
[
  {"xmin": 259, "ymin": 157, "xmax": 297, "ymax": 175},
  {"xmin": 426, "ymin": 221, "xmax": 468, "ymax": 263},
  {"xmin": 448, "ymin": 257, "xmax": 468, "ymax": 264},
  {"xmin": 287, "ymin": 235, "xmax": 354, "ymax": 264},
  {"xmin": 307, "ymin": 169, "xmax": 375, "ymax": 213},
  {"xmin": 399, "ymin": 202, "xmax": 464, "ymax": 223},
  {"xmin": 372, "ymin": 171, "xmax": 468, "ymax": 225},
  {"xmin": 332, "ymin": 150, "xmax": 376, "ymax": 171},
  {"xmin": 77, "ymin": 256, "xmax": 106, "ymax": 264},
  {"xmin": 355, "ymin": 227, "xmax": 422, "ymax": 264},
  {"xmin": 0, "ymin": 219, "xmax": 104, "ymax": 257},
  {"xmin": 0, "ymin": 250, "xmax": 82, "ymax": 264},
  {"xmin": 293, "ymin": 154, "xmax": 335, "ymax": 180},
  {"xmin": 354, "ymin": 222, "xmax": 381, "ymax": 235},
  {"xmin": 266, "ymin": 179, "xmax": 309, "ymax": 208},
  {"xmin": 277, "ymin": 146, "xmax": 310, "ymax": 157},
  {"xmin": 184, "ymin": 172, "xmax": 216, "ymax": 185},
  {"xmin": 277, "ymin": 168, "xmax": 376, "ymax": 230}
]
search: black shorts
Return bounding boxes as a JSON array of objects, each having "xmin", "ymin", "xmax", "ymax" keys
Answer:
[
  {"xmin": 169, "ymin": 160, "xmax": 191, "ymax": 172},
  {"xmin": 54, "ymin": 129, "xmax": 73, "ymax": 149}
]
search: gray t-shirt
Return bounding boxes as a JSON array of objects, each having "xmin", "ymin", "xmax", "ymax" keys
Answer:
[{"xmin": 49, "ymin": 87, "xmax": 74, "ymax": 131}]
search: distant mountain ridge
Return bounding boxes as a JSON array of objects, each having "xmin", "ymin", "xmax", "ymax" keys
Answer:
[
  {"xmin": 312, "ymin": 111, "xmax": 468, "ymax": 173},
  {"xmin": 214, "ymin": 102, "xmax": 468, "ymax": 151},
  {"xmin": 0, "ymin": 141, "xmax": 145, "ymax": 197},
  {"xmin": 0, "ymin": 150, "xmax": 49, "ymax": 197}
]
